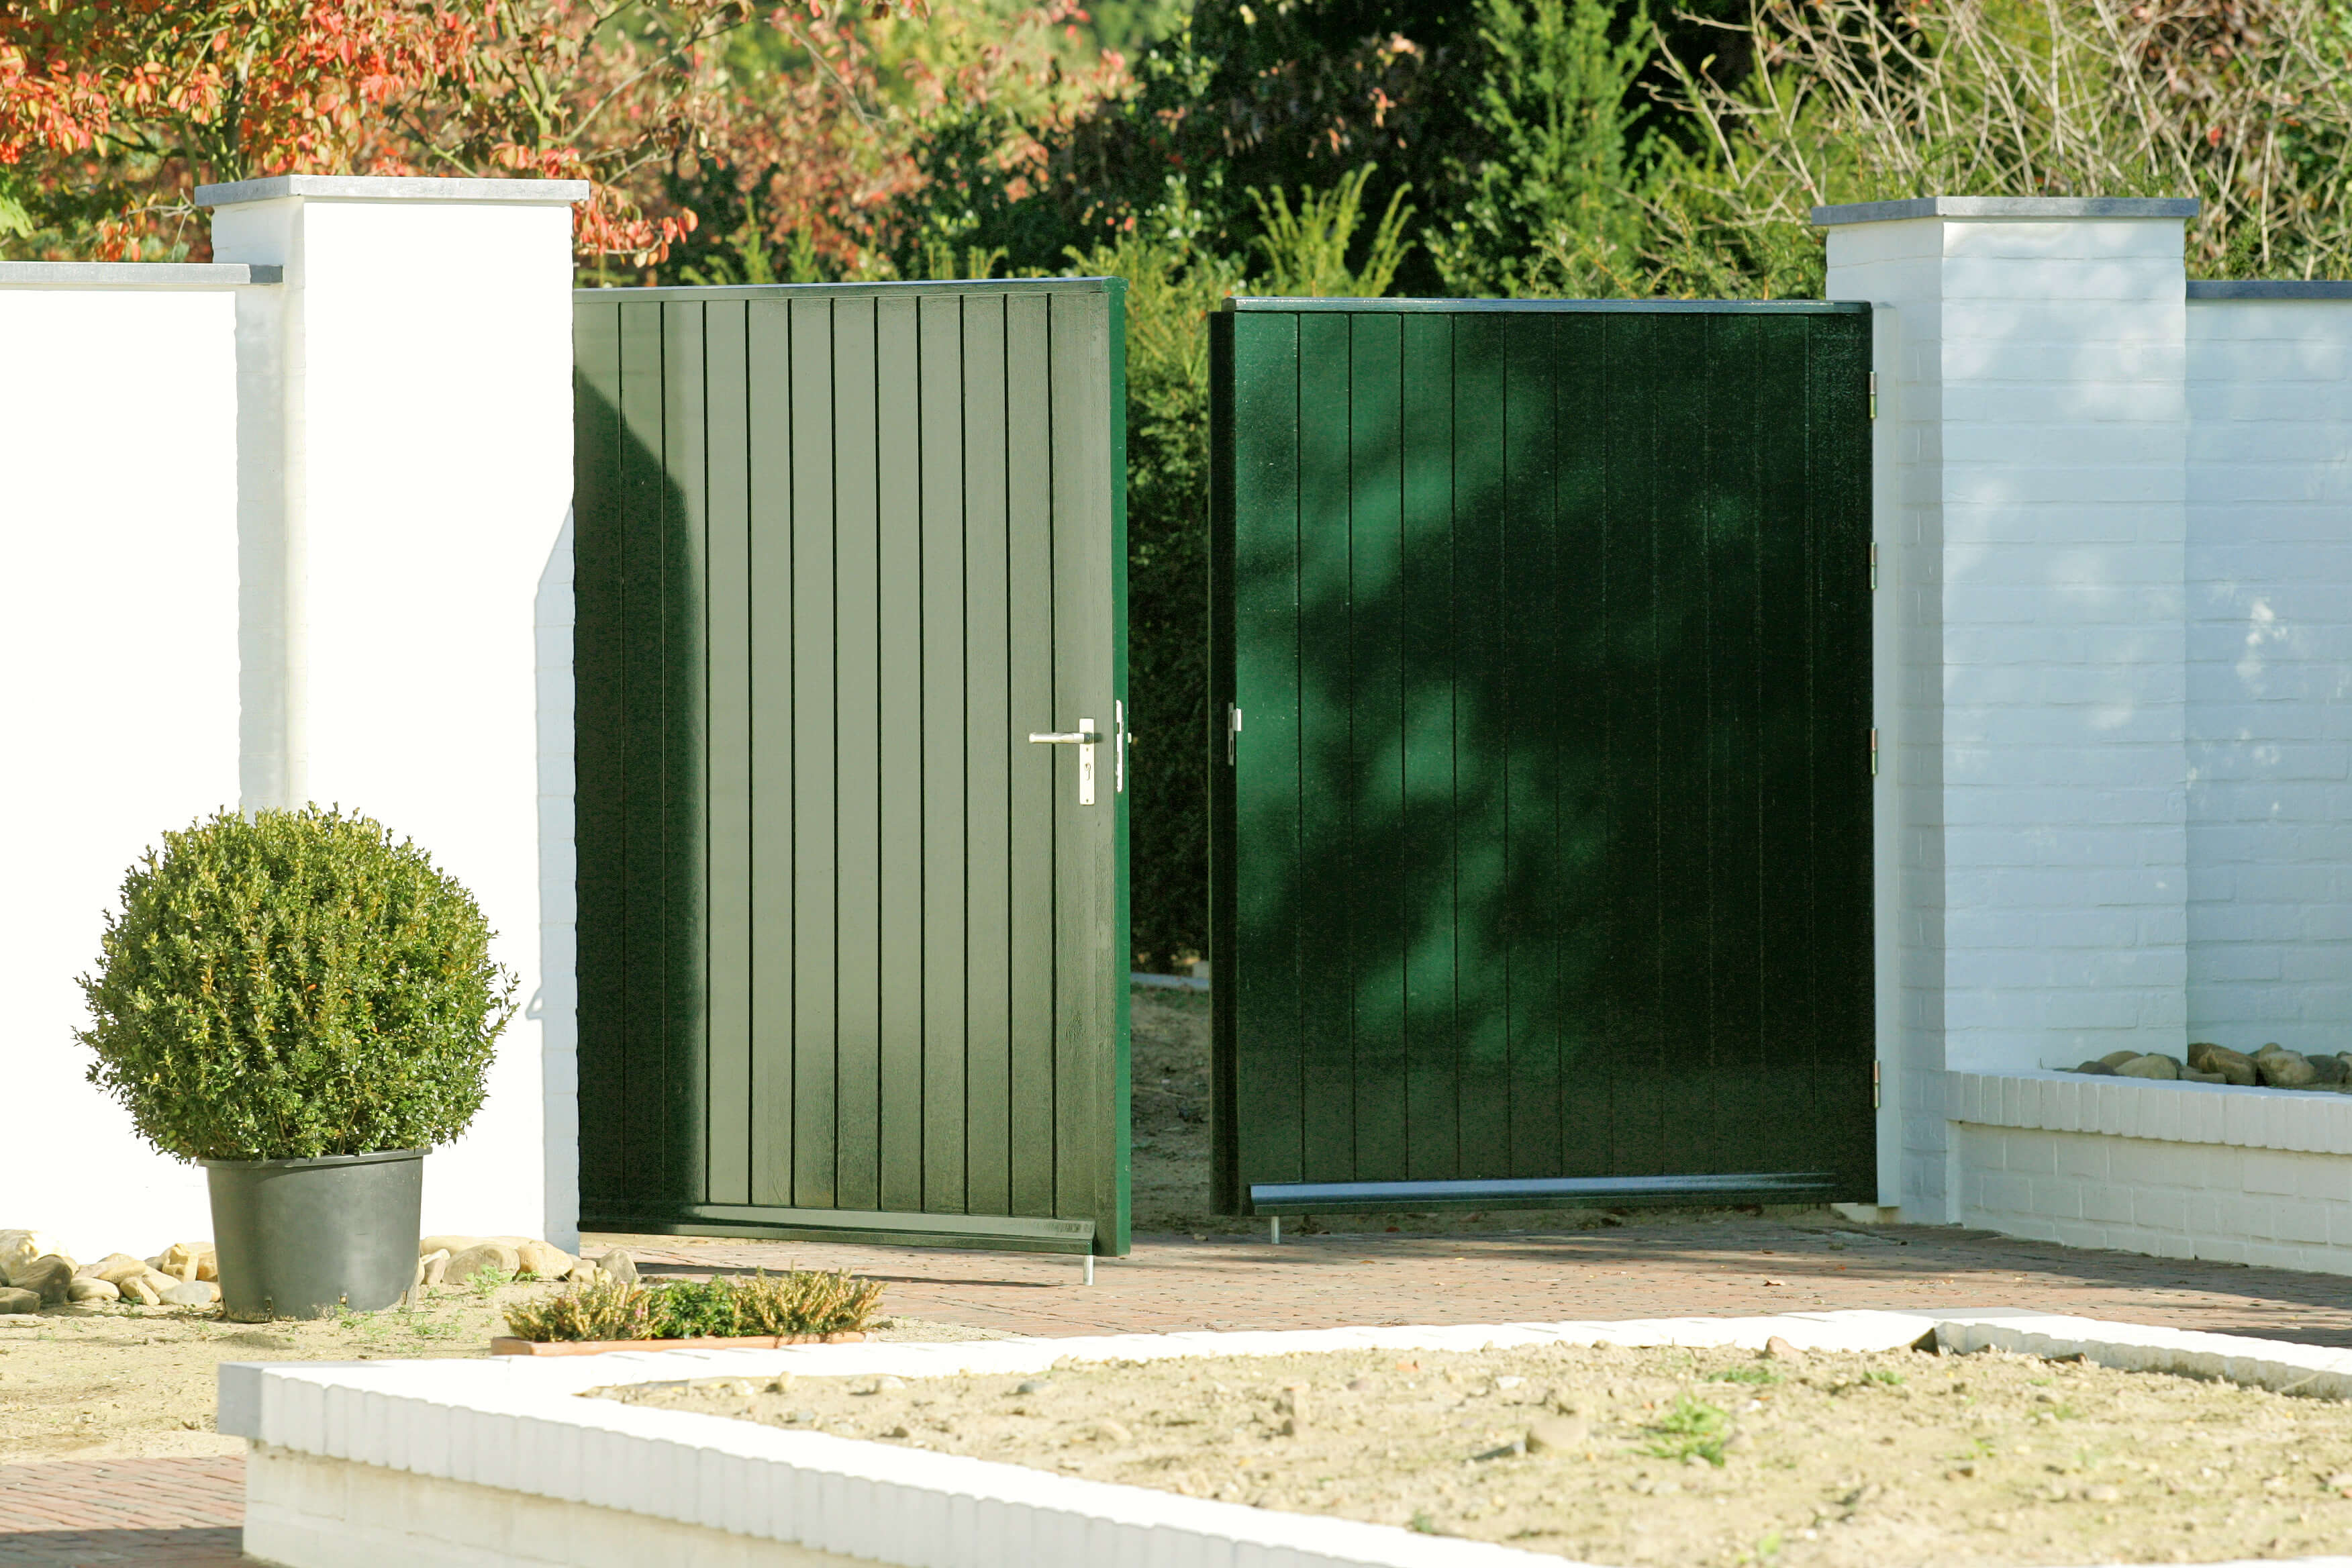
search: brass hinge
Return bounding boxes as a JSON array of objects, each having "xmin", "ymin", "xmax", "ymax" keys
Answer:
[
  {"xmin": 1226, "ymin": 704, "xmax": 1242, "ymax": 766},
  {"xmin": 1869, "ymin": 541, "xmax": 1879, "ymax": 591},
  {"xmin": 1868, "ymin": 371, "xmax": 1879, "ymax": 420},
  {"xmin": 1869, "ymin": 728, "xmax": 1879, "ymax": 777},
  {"xmin": 1873, "ymin": 1061, "xmax": 1882, "ymax": 1110}
]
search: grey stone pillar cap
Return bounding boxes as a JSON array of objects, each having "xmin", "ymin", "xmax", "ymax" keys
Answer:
[
  {"xmin": 1812, "ymin": 196, "xmax": 2198, "ymax": 226},
  {"xmin": 197, "ymin": 175, "xmax": 591, "ymax": 207}
]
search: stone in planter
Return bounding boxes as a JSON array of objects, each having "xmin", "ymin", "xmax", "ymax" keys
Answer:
[
  {"xmin": 2310, "ymin": 1053, "xmax": 2351, "ymax": 1086},
  {"xmin": 67, "ymin": 1277, "xmax": 120, "ymax": 1304},
  {"xmin": 2116, "ymin": 1054, "xmax": 2180, "ymax": 1080},
  {"xmin": 516, "ymin": 1242, "xmax": 577, "ymax": 1280},
  {"xmin": 2182, "ymin": 1066, "xmax": 2228, "ymax": 1084},
  {"xmin": 599, "ymin": 1248, "xmax": 639, "ymax": 1287},
  {"xmin": 2189, "ymin": 1042, "xmax": 2259, "ymax": 1086},
  {"xmin": 0, "ymin": 1287, "xmax": 38, "ymax": 1314},
  {"xmin": 11, "ymin": 1255, "xmax": 76, "ymax": 1305},
  {"xmin": 444, "ymin": 1243, "xmax": 521, "ymax": 1286},
  {"xmin": 414, "ymin": 1248, "xmax": 452, "ymax": 1295},
  {"xmin": 161, "ymin": 1279, "xmax": 219, "ymax": 1308},
  {"xmin": 2097, "ymin": 1049, "xmax": 2143, "ymax": 1069},
  {"xmin": 2255, "ymin": 1046, "xmax": 2316, "ymax": 1089},
  {"xmin": 2075, "ymin": 1059, "xmax": 2117, "ymax": 1075},
  {"xmin": 121, "ymin": 1275, "xmax": 163, "ymax": 1307},
  {"xmin": 81, "ymin": 1253, "xmax": 152, "ymax": 1286}
]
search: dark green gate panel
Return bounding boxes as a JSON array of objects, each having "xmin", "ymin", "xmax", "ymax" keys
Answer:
[
  {"xmin": 575, "ymin": 279, "xmax": 1131, "ymax": 1255},
  {"xmin": 1209, "ymin": 298, "xmax": 1873, "ymax": 1215}
]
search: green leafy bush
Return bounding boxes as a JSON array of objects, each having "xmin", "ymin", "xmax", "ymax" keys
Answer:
[
  {"xmin": 503, "ymin": 1269, "xmax": 883, "ymax": 1343},
  {"xmin": 77, "ymin": 806, "xmax": 518, "ymax": 1162}
]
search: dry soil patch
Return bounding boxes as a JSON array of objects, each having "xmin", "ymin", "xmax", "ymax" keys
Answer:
[
  {"xmin": 0, "ymin": 1285, "xmax": 977, "ymax": 1465},
  {"xmin": 607, "ymin": 1338, "xmax": 2352, "ymax": 1567}
]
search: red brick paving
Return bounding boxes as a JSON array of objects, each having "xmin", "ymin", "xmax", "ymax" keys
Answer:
[
  {"xmin": 595, "ymin": 1216, "xmax": 2352, "ymax": 1348},
  {"xmin": 0, "ymin": 1459, "xmax": 242, "ymax": 1566},
  {"xmin": 17, "ymin": 1214, "xmax": 2352, "ymax": 1561}
]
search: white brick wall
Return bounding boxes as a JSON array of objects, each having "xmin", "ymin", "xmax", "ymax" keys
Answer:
[
  {"xmin": 2186, "ymin": 293, "xmax": 2352, "ymax": 1057},
  {"xmin": 1951, "ymin": 1068, "xmax": 2352, "ymax": 1273},
  {"xmin": 1825, "ymin": 199, "xmax": 2197, "ymax": 1216}
]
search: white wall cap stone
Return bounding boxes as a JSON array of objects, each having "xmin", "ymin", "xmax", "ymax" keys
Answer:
[
  {"xmin": 228, "ymin": 1314, "xmax": 2352, "ymax": 1568},
  {"xmin": 196, "ymin": 174, "xmax": 591, "ymax": 207},
  {"xmin": 1813, "ymin": 196, "xmax": 2199, "ymax": 226},
  {"xmin": 1954, "ymin": 1069, "xmax": 2352, "ymax": 1156},
  {"xmin": 2190, "ymin": 280, "xmax": 2352, "ymax": 300},
  {"xmin": 0, "ymin": 260, "xmax": 280, "ymax": 287}
]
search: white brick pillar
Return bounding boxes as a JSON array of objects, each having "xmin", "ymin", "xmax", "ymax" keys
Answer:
[
  {"xmin": 201, "ymin": 176, "xmax": 588, "ymax": 1248},
  {"xmin": 1819, "ymin": 197, "xmax": 2197, "ymax": 1218}
]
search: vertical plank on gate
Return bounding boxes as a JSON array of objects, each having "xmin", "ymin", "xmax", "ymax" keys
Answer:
[
  {"xmin": 1754, "ymin": 315, "xmax": 1816, "ymax": 1175},
  {"xmin": 1230, "ymin": 310, "xmax": 1304, "ymax": 1189},
  {"xmin": 1502, "ymin": 317, "xmax": 1561, "ymax": 1178},
  {"xmin": 616, "ymin": 299, "xmax": 671, "ymax": 1204},
  {"xmin": 1653, "ymin": 313, "xmax": 1713, "ymax": 1177},
  {"xmin": 1346, "ymin": 311, "xmax": 1407, "ymax": 1183},
  {"xmin": 963, "ymin": 295, "xmax": 1015, "ymax": 1217},
  {"xmin": 875, "ymin": 297, "xmax": 924, "ymax": 1212},
  {"xmin": 1806, "ymin": 312, "xmax": 1876, "ymax": 1185},
  {"xmin": 1450, "ymin": 313, "xmax": 1509, "ymax": 1180},
  {"xmin": 788, "ymin": 297, "xmax": 839, "ymax": 1208},
  {"xmin": 1004, "ymin": 291, "xmax": 1059, "ymax": 1218},
  {"xmin": 659, "ymin": 299, "xmax": 710, "ymax": 1206},
  {"xmin": 832, "ymin": 295, "xmax": 884, "ymax": 1213},
  {"xmin": 704, "ymin": 300, "xmax": 754, "ymax": 1207},
  {"xmin": 1553, "ymin": 313, "xmax": 1610, "ymax": 1177},
  {"xmin": 746, "ymin": 298, "xmax": 796, "ymax": 1207},
  {"xmin": 1049, "ymin": 288, "xmax": 1121, "ymax": 1236},
  {"xmin": 1295, "ymin": 311, "xmax": 1354, "ymax": 1183},
  {"xmin": 1705, "ymin": 313, "xmax": 1767, "ymax": 1178},
  {"xmin": 919, "ymin": 294, "xmax": 970, "ymax": 1215},
  {"xmin": 1398, "ymin": 312, "xmax": 1457, "ymax": 1181},
  {"xmin": 572, "ymin": 299, "xmax": 626, "ymax": 1208},
  {"xmin": 1601, "ymin": 313, "xmax": 1664, "ymax": 1177}
]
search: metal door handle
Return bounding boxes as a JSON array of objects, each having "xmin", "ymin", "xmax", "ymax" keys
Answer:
[{"xmin": 1027, "ymin": 720, "xmax": 1099, "ymax": 805}]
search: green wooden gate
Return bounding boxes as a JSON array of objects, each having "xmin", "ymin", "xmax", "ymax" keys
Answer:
[
  {"xmin": 573, "ymin": 279, "xmax": 1131, "ymax": 1256},
  {"xmin": 1208, "ymin": 299, "xmax": 1874, "ymax": 1216}
]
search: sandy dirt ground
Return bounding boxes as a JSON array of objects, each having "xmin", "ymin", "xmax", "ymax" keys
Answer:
[
  {"xmin": 611, "ymin": 1338, "xmax": 2352, "ymax": 1567},
  {"xmin": 0, "ymin": 1280, "xmax": 981, "ymax": 1466}
]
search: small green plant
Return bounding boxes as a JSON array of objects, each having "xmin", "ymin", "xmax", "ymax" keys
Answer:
[
  {"xmin": 77, "ymin": 806, "xmax": 517, "ymax": 1161},
  {"xmin": 1246, "ymin": 164, "xmax": 1416, "ymax": 297},
  {"xmin": 502, "ymin": 1269, "xmax": 883, "ymax": 1343},
  {"xmin": 1640, "ymin": 1394, "xmax": 1732, "ymax": 1467},
  {"xmin": 1862, "ymin": 1368, "xmax": 1907, "ymax": 1386},
  {"xmin": 1709, "ymin": 1365, "xmax": 1783, "ymax": 1385},
  {"xmin": 466, "ymin": 1267, "xmax": 513, "ymax": 1298},
  {"xmin": 502, "ymin": 1273, "xmax": 654, "ymax": 1343},
  {"xmin": 1407, "ymin": 1510, "xmax": 1439, "ymax": 1534}
]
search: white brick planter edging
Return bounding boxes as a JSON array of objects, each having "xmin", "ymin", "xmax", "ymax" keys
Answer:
[
  {"xmin": 219, "ymin": 1310, "xmax": 2352, "ymax": 1568},
  {"xmin": 1951, "ymin": 1069, "xmax": 2352, "ymax": 1155},
  {"xmin": 1949, "ymin": 1070, "xmax": 2352, "ymax": 1273}
]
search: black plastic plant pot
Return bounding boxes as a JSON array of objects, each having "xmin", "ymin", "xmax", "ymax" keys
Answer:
[{"xmin": 202, "ymin": 1148, "xmax": 424, "ymax": 1321}]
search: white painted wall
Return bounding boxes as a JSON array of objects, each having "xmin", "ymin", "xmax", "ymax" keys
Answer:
[
  {"xmin": 205, "ymin": 176, "xmax": 587, "ymax": 1248},
  {"xmin": 0, "ymin": 279, "xmax": 244, "ymax": 1258},
  {"xmin": 0, "ymin": 179, "xmax": 583, "ymax": 1260},
  {"xmin": 2185, "ymin": 294, "xmax": 2352, "ymax": 1058},
  {"xmin": 1825, "ymin": 198, "xmax": 2198, "ymax": 1218}
]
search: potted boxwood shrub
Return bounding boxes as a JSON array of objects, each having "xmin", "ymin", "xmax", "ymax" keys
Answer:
[{"xmin": 78, "ymin": 806, "xmax": 516, "ymax": 1321}]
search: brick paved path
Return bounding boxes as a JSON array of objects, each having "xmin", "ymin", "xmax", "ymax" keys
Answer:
[
  {"xmin": 0, "ymin": 1459, "xmax": 242, "ymax": 1566},
  {"xmin": 595, "ymin": 1216, "xmax": 2352, "ymax": 1347},
  {"xmin": 15, "ymin": 1214, "xmax": 2352, "ymax": 1561}
]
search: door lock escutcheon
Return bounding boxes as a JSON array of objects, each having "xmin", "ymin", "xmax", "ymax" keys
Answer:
[{"xmin": 1028, "ymin": 720, "xmax": 1099, "ymax": 805}]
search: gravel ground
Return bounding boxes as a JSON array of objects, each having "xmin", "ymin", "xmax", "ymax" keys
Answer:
[{"xmin": 607, "ymin": 1338, "xmax": 2352, "ymax": 1567}]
